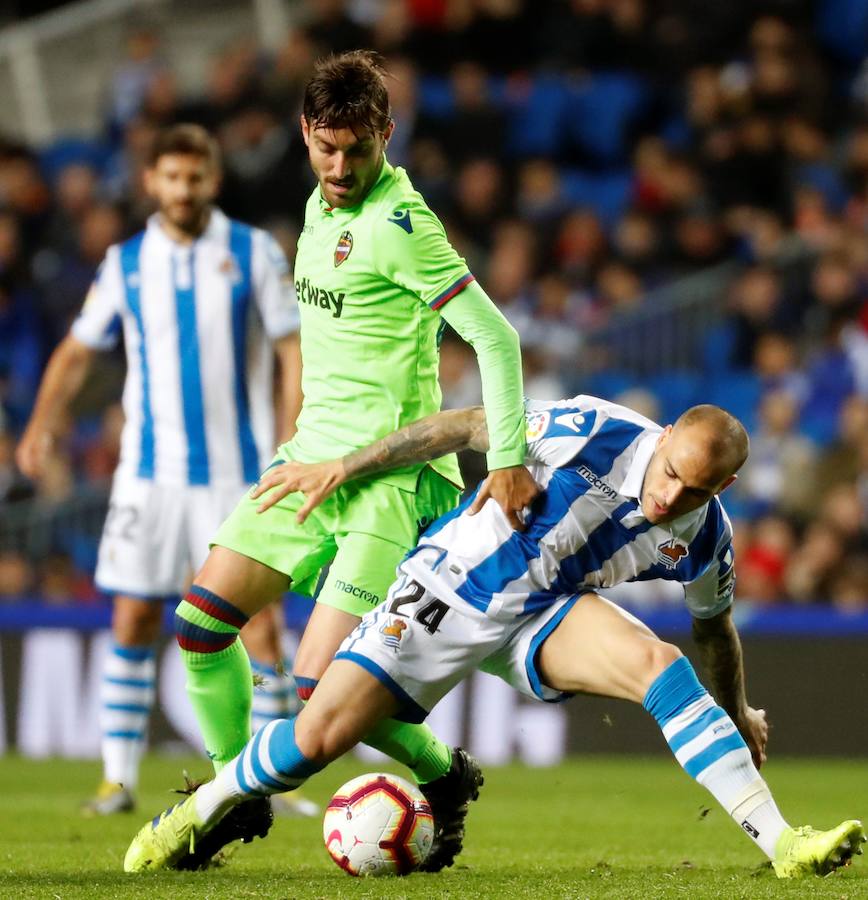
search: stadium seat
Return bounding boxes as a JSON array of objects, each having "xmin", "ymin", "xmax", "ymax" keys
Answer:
[
  {"xmin": 794, "ymin": 163, "xmax": 849, "ymax": 213},
  {"xmin": 417, "ymin": 76, "xmax": 455, "ymax": 119},
  {"xmin": 566, "ymin": 72, "xmax": 650, "ymax": 165},
  {"xmin": 582, "ymin": 369, "xmax": 638, "ymax": 400},
  {"xmin": 644, "ymin": 371, "xmax": 701, "ymax": 423},
  {"xmin": 700, "ymin": 370, "xmax": 761, "ymax": 431},
  {"xmin": 38, "ymin": 137, "xmax": 111, "ymax": 183},
  {"xmin": 561, "ymin": 169, "xmax": 632, "ymax": 229},
  {"xmin": 506, "ymin": 76, "xmax": 570, "ymax": 158},
  {"xmin": 799, "ymin": 349, "xmax": 857, "ymax": 446},
  {"xmin": 700, "ymin": 324, "xmax": 737, "ymax": 375},
  {"xmin": 817, "ymin": 0, "xmax": 868, "ymax": 63}
]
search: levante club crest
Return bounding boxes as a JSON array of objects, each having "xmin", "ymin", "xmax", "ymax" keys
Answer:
[{"xmin": 334, "ymin": 230, "xmax": 353, "ymax": 267}]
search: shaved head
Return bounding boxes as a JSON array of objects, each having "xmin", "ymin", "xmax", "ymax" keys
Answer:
[
  {"xmin": 673, "ymin": 405, "xmax": 750, "ymax": 480},
  {"xmin": 640, "ymin": 404, "xmax": 749, "ymax": 524}
]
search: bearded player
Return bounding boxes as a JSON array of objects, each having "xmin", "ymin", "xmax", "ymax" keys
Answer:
[{"xmin": 160, "ymin": 51, "xmax": 538, "ymax": 870}]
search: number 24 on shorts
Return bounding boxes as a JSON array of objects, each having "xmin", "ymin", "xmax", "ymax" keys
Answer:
[{"xmin": 388, "ymin": 581, "xmax": 450, "ymax": 635}]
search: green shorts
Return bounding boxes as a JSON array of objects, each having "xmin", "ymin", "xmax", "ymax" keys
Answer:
[{"xmin": 212, "ymin": 461, "xmax": 460, "ymax": 617}]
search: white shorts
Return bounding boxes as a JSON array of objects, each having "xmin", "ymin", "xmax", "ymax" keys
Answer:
[
  {"xmin": 333, "ymin": 574, "xmax": 584, "ymax": 723},
  {"xmin": 94, "ymin": 472, "xmax": 246, "ymax": 599}
]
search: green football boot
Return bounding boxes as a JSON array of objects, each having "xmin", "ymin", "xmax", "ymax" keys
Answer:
[
  {"xmin": 772, "ymin": 819, "xmax": 865, "ymax": 878},
  {"xmin": 123, "ymin": 794, "xmax": 206, "ymax": 873}
]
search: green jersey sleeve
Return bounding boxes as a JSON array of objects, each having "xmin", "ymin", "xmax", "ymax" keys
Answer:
[
  {"xmin": 440, "ymin": 280, "xmax": 527, "ymax": 470},
  {"xmin": 369, "ymin": 177, "xmax": 525, "ymax": 470},
  {"xmin": 372, "ymin": 199, "xmax": 475, "ymax": 310}
]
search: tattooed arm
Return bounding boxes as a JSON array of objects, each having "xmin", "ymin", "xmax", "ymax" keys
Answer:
[
  {"xmin": 692, "ymin": 608, "xmax": 768, "ymax": 769},
  {"xmin": 343, "ymin": 407, "xmax": 489, "ymax": 479},
  {"xmin": 250, "ymin": 407, "xmax": 489, "ymax": 521}
]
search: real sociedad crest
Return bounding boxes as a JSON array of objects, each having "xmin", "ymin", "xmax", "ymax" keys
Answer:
[
  {"xmin": 334, "ymin": 230, "xmax": 353, "ymax": 267},
  {"xmin": 656, "ymin": 538, "xmax": 689, "ymax": 570}
]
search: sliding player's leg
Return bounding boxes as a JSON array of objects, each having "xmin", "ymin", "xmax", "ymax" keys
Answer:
[
  {"xmin": 302, "ymin": 529, "xmax": 482, "ymax": 870},
  {"xmin": 125, "ymin": 576, "xmax": 495, "ymax": 873},
  {"xmin": 296, "ymin": 557, "xmax": 454, "ymax": 787},
  {"xmin": 240, "ymin": 604, "xmax": 317, "ymax": 818},
  {"xmin": 297, "ymin": 469, "xmax": 462, "ymax": 784},
  {"xmin": 508, "ymin": 593, "xmax": 865, "ymax": 878},
  {"xmin": 123, "ymin": 658, "xmax": 398, "ymax": 872}
]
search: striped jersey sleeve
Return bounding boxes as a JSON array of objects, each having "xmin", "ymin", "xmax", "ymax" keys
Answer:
[
  {"xmin": 682, "ymin": 502, "xmax": 736, "ymax": 619},
  {"xmin": 372, "ymin": 199, "xmax": 474, "ymax": 311},
  {"xmin": 71, "ymin": 244, "xmax": 124, "ymax": 350},
  {"xmin": 524, "ymin": 395, "xmax": 658, "ymax": 469}
]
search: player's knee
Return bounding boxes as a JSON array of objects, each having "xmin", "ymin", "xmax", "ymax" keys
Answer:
[
  {"xmin": 292, "ymin": 645, "xmax": 330, "ymax": 682},
  {"xmin": 295, "ymin": 707, "xmax": 352, "ymax": 764},
  {"xmin": 113, "ymin": 598, "xmax": 161, "ymax": 644},
  {"xmin": 642, "ymin": 639, "xmax": 683, "ymax": 685}
]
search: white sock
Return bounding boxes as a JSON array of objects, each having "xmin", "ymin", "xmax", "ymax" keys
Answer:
[
  {"xmin": 194, "ymin": 719, "xmax": 321, "ymax": 824},
  {"xmin": 194, "ymin": 771, "xmax": 242, "ymax": 825},
  {"xmin": 100, "ymin": 643, "xmax": 155, "ymax": 790},
  {"xmin": 720, "ymin": 778, "xmax": 789, "ymax": 858},
  {"xmin": 644, "ymin": 657, "xmax": 789, "ymax": 859}
]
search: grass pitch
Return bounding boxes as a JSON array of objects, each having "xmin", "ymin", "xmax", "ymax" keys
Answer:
[{"xmin": 0, "ymin": 754, "xmax": 865, "ymax": 899}]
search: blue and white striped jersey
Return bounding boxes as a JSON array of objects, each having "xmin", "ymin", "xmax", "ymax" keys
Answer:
[
  {"xmin": 402, "ymin": 395, "xmax": 736, "ymax": 622},
  {"xmin": 72, "ymin": 209, "xmax": 298, "ymax": 486}
]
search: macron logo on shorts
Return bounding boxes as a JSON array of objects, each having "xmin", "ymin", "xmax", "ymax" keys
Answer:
[{"xmin": 334, "ymin": 579, "xmax": 380, "ymax": 605}]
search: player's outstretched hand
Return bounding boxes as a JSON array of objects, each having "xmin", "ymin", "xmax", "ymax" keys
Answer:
[
  {"xmin": 250, "ymin": 459, "xmax": 346, "ymax": 522},
  {"xmin": 469, "ymin": 465, "xmax": 540, "ymax": 531},
  {"xmin": 736, "ymin": 706, "xmax": 768, "ymax": 769}
]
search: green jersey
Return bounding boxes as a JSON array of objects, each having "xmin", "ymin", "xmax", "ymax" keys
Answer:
[{"xmin": 288, "ymin": 160, "xmax": 473, "ymax": 489}]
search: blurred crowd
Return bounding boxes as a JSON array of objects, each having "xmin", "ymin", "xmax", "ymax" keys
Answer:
[{"xmin": 0, "ymin": 0, "xmax": 867, "ymax": 610}]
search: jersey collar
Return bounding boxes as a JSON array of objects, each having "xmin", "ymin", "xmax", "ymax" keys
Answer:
[{"xmin": 618, "ymin": 431, "xmax": 658, "ymax": 500}]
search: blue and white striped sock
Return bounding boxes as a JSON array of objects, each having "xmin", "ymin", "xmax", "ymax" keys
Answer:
[
  {"xmin": 250, "ymin": 658, "xmax": 300, "ymax": 733},
  {"xmin": 100, "ymin": 643, "xmax": 155, "ymax": 790},
  {"xmin": 194, "ymin": 718, "xmax": 323, "ymax": 824},
  {"xmin": 643, "ymin": 656, "xmax": 787, "ymax": 858}
]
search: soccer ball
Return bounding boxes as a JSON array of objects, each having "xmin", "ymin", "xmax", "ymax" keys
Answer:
[{"xmin": 322, "ymin": 773, "xmax": 434, "ymax": 876}]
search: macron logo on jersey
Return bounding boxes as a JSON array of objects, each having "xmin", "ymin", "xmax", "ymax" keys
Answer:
[
  {"xmin": 387, "ymin": 208, "xmax": 413, "ymax": 234},
  {"xmin": 295, "ymin": 276, "xmax": 344, "ymax": 318},
  {"xmin": 576, "ymin": 464, "xmax": 618, "ymax": 500}
]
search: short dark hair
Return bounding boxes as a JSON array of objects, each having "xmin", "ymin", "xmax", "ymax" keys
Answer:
[
  {"xmin": 148, "ymin": 123, "xmax": 221, "ymax": 169},
  {"xmin": 302, "ymin": 50, "xmax": 391, "ymax": 136}
]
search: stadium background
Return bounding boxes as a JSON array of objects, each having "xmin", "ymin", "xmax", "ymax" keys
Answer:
[{"xmin": 0, "ymin": 0, "xmax": 866, "ymax": 763}]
